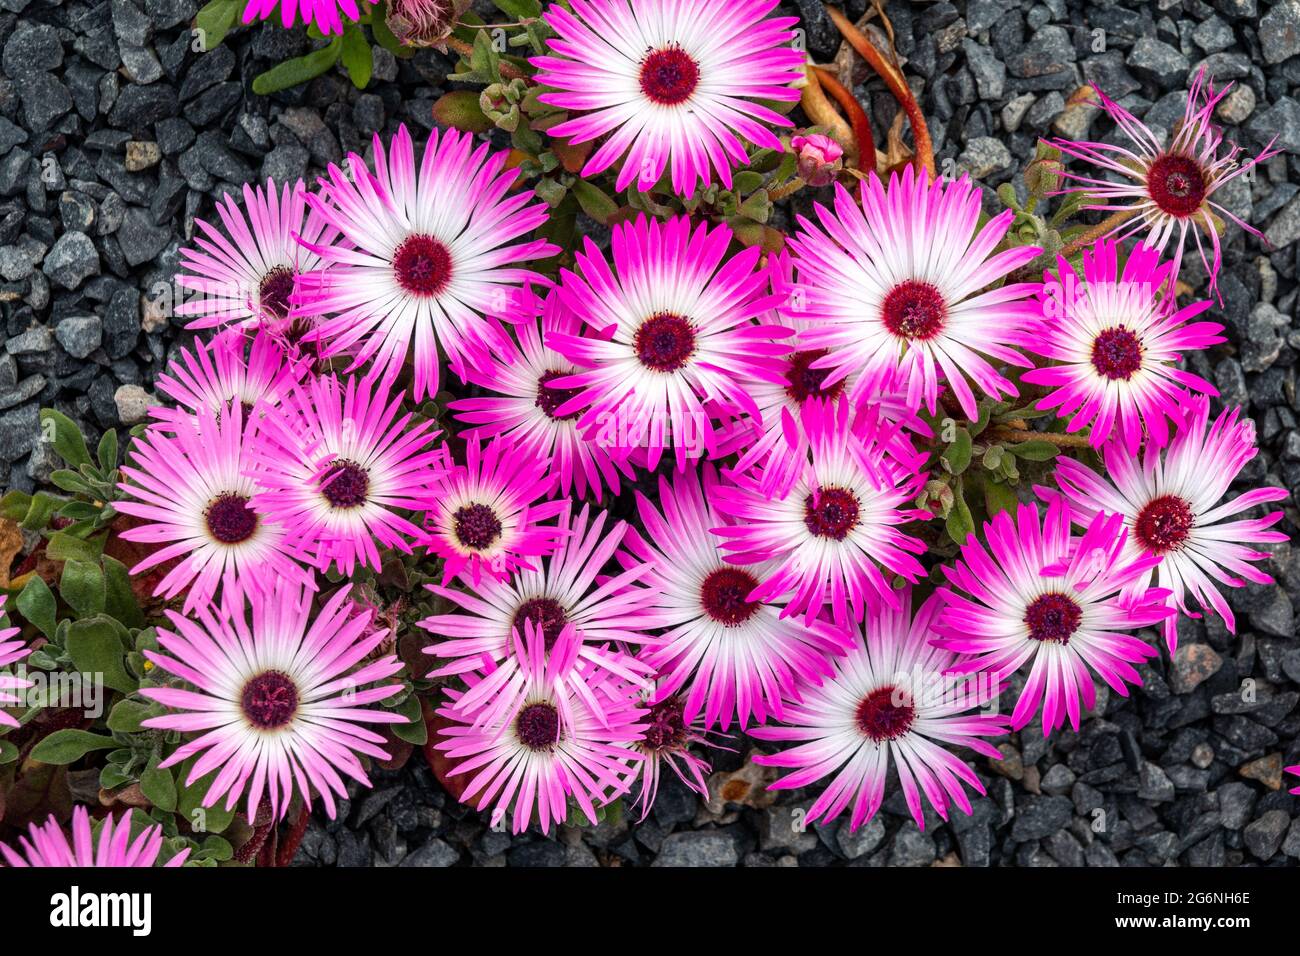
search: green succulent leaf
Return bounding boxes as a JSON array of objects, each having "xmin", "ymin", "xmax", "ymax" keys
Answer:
[{"xmin": 30, "ymin": 729, "xmax": 117, "ymax": 765}]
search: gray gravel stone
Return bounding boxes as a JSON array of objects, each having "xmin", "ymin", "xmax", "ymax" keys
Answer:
[
  {"xmin": 1127, "ymin": 37, "xmax": 1189, "ymax": 86},
  {"xmin": 652, "ymin": 831, "xmax": 738, "ymax": 867},
  {"xmin": 43, "ymin": 231, "xmax": 100, "ymax": 290},
  {"xmin": 1260, "ymin": 0, "xmax": 1300, "ymax": 65},
  {"xmin": 55, "ymin": 315, "xmax": 103, "ymax": 359}
]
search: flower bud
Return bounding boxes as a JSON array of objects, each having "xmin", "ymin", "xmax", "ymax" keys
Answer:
[{"xmin": 791, "ymin": 133, "xmax": 844, "ymax": 187}]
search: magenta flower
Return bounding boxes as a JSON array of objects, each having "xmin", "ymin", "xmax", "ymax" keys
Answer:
[
  {"xmin": 0, "ymin": 806, "xmax": 188, "ymax": 868},
  {"xmin": 142, "ymin": 582, "xmax": 406, "ymax": 822},
  {"xmin": 531, "ymin": 0, "xmax": 805, "ymax": 197},
  {"xmin": 116, "ymin": 402, "xmax": 312, "ymax": 613},
  {"xmin": 177, "ymin": 178, "xmax": 331, "ymax": 332},
  {"xmin": 629, "ymin": 463, "xmax": 853, "ymax": 730},
  {"xmin": 790, "ymin": 132, "xmax": 844, "ymax": 187},
  {"xmin": 248, "ymin": 373, "xmax": 447, "ymax": 576},
  {"xmin": 787, "ymin": 167, "xmax": 1042, "ymax": 418},
  {"xmin": 450, "ymin": 286, "xmax": 632, "ymax": 502},
  {"xmin": 1020, "ymin": 239, "xmax": 1223, "ymax": 452},
  {"xmin": 625, "ymin": 693, "xmax": 729, "ymax": 821},
  {"xmin": 241, "ymin": 0, "xmax": 360, "ymax": 35},
  {"xmin": 151, "ymin": 329, "xmax": 304, "ymax": 430},
  {"xmin": 0, "ymin": 595, "xmax": 30, "ymax": 731},
  {"xmin": 294, "ymin": 126, "xmax": 557, "ymax": 401},
  {"xmin": 1048, "ymin": 397, "xmax": 1289, "ymax": 652},
  {"xmin": 937, "ymin": 500, "xmax": 1174, "ymax": 735},
  {"xmin": 423, "ymin": 434, "xmax": 567, "ymax": 586},
  {"xmin": 752, "ymin": 589, "xmax": 1009, "ymax": 832},
  {"xmin": 728, "ymin": 251, "xmax": 929, "ymax": 499},
  {"xmin": 712, "ymin": 400, "xmax": 930, "ymax": 628},
  {"xmin": 1047, "ymin": 67, "xmax": 1281, "ymax": 297},
  {"xmin": 547, "ymin": 214, "xmax": 790, "ymax": 471},
  {"xmin": 421, "ymin": 502, "xmax": 659, "ymax": 687},
  {"xmin": 1290, "ymin": 766, "xmax": 1300, "ymax": 797},
  {"xmin": 433, "ymin": 618, "xmax": 647, "ymax": 834}
]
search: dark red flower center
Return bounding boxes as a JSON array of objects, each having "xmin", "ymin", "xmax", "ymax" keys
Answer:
[
  {"xmin": 803, "ymin": 486, "xmax": 861, "ymax": 541},
  {"xmin": 856, "ymin": 686, "xmax": 915, "ymax": 742},
  {"xmin": 515, "ymin": 701, "xmax": 560, "ymax": 750},
  {"xmin": 1147, "ymin": 153, "xmax": 1207, "ymax": 218},
  {"xmin": 321, "ymin": 459, "xmax": 370, "ymax": 509},
  {"xmin": 453, "ymin": 502, "xmax": 503, "ymax": 551},
  {"xmin": 241, "ymin": 671, "xmax": 299, "ymax": 730},
  {"xmin": 1023, "ymin": 592, "xmax": 1083, "ymax": 644},
  {"xmin": 642, "ymin": 697, "xmax": 688, "ymax": 752},
  {"xmin": 393, "ymin": 234, "xmax": 453, "ymax": 297},
  {"xmin": 881, "ymin": 280, "xmax": 947, "ymax": 340},
  {"xmin": 205, "ymin": 493, "xmax": 258, "ymax": 545},
  {"xmin": 784, "ymin": 348, "xmax": 844, "ymax": 403},
  {"xmin": 511, "ymin": 597, "xmax": 569, "ymax": 649},
  {"xmin": 1134, "ymin": 494, "xmax": 1194, "ymax": 555},
  {"xmin": 639, "ymin": 46, "xmax": 700, "ymax": 106},
  {"xmin": 535, "ymin": 369, "xmax": 583, "ymax": 422},
  {"xmin": 634, "ymin": 312, "xmax": 696, "ymax": 372},
  {"xmin": 258, "ymin": 266, "xmax": 296, "ymax": 320},
  {"xmin": 1090, "ymin": 326, "xmax": 1144, "ymax": 381},
  {"xmin": 699, "ymin": 567, "xmax": 761, "ymax": 627}
]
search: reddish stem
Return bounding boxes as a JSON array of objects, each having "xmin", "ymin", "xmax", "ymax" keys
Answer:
[
  {"xmin": 276, "ymin": 804, "xmax": 313, "ymax": 868},
  {"xmin": 811, "ymin": 66, "xmax": 875, "ymax": 173}
]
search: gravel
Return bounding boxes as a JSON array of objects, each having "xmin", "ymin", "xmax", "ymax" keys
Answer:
[{"xmin": 3, "ymin": 0, "xmax": 1297, "ymax": 866}]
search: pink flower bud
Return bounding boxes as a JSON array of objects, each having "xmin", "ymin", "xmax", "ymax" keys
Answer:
[{"xmin": 790, "ymin": 133, "xmax": 844, "ymax": 186}]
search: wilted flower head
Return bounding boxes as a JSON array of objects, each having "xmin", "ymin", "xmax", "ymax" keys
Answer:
[{"xmin": 386, "ymin": 0, "xmax": 468, "ymax": 47}]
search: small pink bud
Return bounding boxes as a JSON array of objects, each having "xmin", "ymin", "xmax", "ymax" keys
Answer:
[{"xmin": 790, "ymin": 133, "xmax": 844, "ymax": 187}]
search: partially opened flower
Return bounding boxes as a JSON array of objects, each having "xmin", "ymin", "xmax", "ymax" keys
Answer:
[
  {"xmin": 623, "ymin": 693, "xmax": 729, "ymax": 821},
  {"xmin": 790, "ymin": 133, "xmax": 845, "ymax": 187},
  {"xmin": 1047, "ymin": 67, "xmax": 1281, "ymax": 297},
  {"xmin": 531, "ymin": 0, "xmax": 805, "ymax": 197},
  {"xmin": 433, "ymin": 619, "xmax": 647, "ymax": 834},
  {"xmin": 712, "ymin": 400, "xmax": 930, "ymax": 628},
  {"xmin": 248, "ymin": 373, "xmax": 447, "ymax": 576},
  {"xmin": 422, "ymin": 434, "xmax": 567, "ymax": 586},
  {"xmin": 0, "ymin": 595, "xmax": 30, "ymax": 731},
  {"xmin": 141, "ymin": 582, "xmax": 406, "ymax": 822},
  {"xmin": 295, "ymin": 125, "xmax": 557, "ymax": 401},
  {"xmin": 751, "ymin": 589, "xmax": 1009, "ymax": 832},
  {"xmin": 177, "ymin": 178, "xmax": 330, "ymax": 332},
  {"xmin": 547, "ymin": 214, "xmax": 790, "ymax": 471},
  {"xmin": 1021, "ymin": 239, "xmax": 1223, "ymax": 452},
  {"xmin": 450, "ymin": 286, "xmax": 632, "ymax": 502},
  {"xmin": 0, "ymin": 806, "xmax": 189, "ymax": 868},
  {"xmin": 936, "ymin": 500, "xmax": 1174, "ymax": 735},
  {"xmin": 787, "ymin": 167, "xmax": 1042, "ymax": 418},
  {"xmin": 115, "ymin": 402, "xmax": 312, "ymax": 613},
  {"xmin": 1048, "ymin": 396, "xmax": 1289, "ymax": 652},
  {"xmin": 422, "ymin": 502, "xmax": 659, "ymax": 687},
  {"xmin": 628, "ymin": 463, "xmax": 853, "ymax": 730},
  {"xmin": 152, "ymin": 329, "xmax": 304, "ymax": 430}
]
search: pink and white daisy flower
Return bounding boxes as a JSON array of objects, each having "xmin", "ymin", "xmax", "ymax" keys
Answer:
[
  {"xmin": 433, "ymin": 619, "xmax": 647, "ymax": 834},
  {"xmin": 936, "ymin": 500, "xmax": 1174, "ymax": 735},
  {"xmin": 0, "ymin": 806, "xmax": 189, "ymax": 868},
  {"xmin": 787, "ymin": 167, "xmax": 1042, "ymax": 419},
  {"xmin": 547, "ymin": 214, "xmax": 790, "ymax": 471},
  {"xmin": 751, "ymin": 589, "xmax": 1009, "ymax": 832},
  {"xmin": 1047, "ymin": 67, "xmax": 1281, "ymax": 297},
  {"xmin": 115, "ymin": 402, "xmax": 312, "ymax": 613},
  {"xmin": 712, "ymin": 400, "xmax": 930, "ymax": 628},
  {"xmin": 623, "ymin": 693, "xmax": 729, "ymax": 821},
  {"xmin": 0, "ymin": 595, "xmax": 30, "ymax": 731},
  {"xmin": 628, "ymin": 463, "xmax": 854, "ymax": 730},
  {"xmin": 1020, "ymin": 239, "xmax": 1223, "ymax": 452},
  {"xmin": 531, "ymin": 0, "xmax": 805, "ymax": 197},
  {"xmin": 421, "ymin": 502, "xmax": 659, "ymax": 688},
  {"xmin": 151, "ymin": 329, "xmax": 304, "ymax": 430},
  {"xmin": 1047, "ymin": 396, "xmax": 1289, "ymax": 652},
  {"xmin": 141, "ymin": 582, "xmax": 406, "ymax": 822},
  {"xmin": 294, "ymin": 125, "xmax": 557, "ymax": 401},
  {"xmin": 727, "ymin": 252, "xmax": 928, "ymax": 499},
  {"xmin": 241, "ymin": 0, "xmax": 360, "ymax": 36},
  {"xmin": 450, "ymin": 286, "xmax": 632, "ymax": 502},
  {"xmin": 177, "ymin": 178, "xmax": 330, "ymax": 332},
  {"xmin": 422, "ymin": 434, "xmax": 567, "ymax": 586},
  {"xmin": 248, "ymin": 373, "xmax": 448, "ymax": 576}
]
